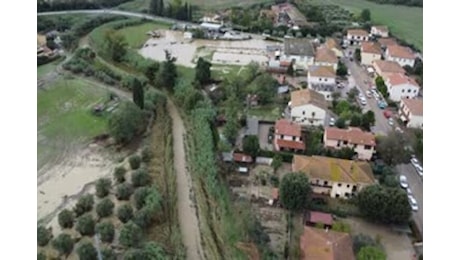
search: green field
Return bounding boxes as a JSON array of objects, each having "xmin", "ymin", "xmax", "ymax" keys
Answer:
[
  {"xmin": 37, "ymin": 57, "xmax": 65, "ymax": 79},
  {"xmin": 309, "ymin": 0, "xmax": 422, "ymax": 50},
  {"xmin": 248, "ymin": 104, "xmax": 281, "ymax": 121}
]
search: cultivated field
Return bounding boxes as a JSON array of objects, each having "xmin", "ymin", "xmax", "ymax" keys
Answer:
[{"xmin": 309, "ymin": 0, "xmax": 423, "ymax": 50}]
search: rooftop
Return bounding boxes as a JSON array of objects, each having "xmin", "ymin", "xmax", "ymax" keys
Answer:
[
  {"xmin": 401, "ymin": 98, "xmax": 423, "ymax": 116},
  {"xmin": 275, "ymin": 119, "xmax": 302, "ymax": 136},
  {"xmin": 284, "ymin": 38, "xmax": 315, "ymax": 57},
  {"xmin": 361, "ymin": 41, "xmax": 381, "ymax": 54},
  {"xmin": 305, "ymin": 211, "xmax": 334, "ymax": 226},
  {"xmin": 325, "ymin": 127, "xmax": 376, "ymax": 146},
  {"xmin": 300, "ymin": 226, "xmax": 355, "ymax": 260},
  {"xmin": 347, "ymin": 29, "xmax": 368, "ymax": 37},
  {"xmin": 276, "ymin": 139, "xmax": 305, "ymax": 150},
  {"xmin": 246, "ymin": 117, "xmax": 259, "ymax": 136},
  {"xmin": 325, "ymin": 37, "xmax": 340, "ymax": 50},
  {"xmin": 384, "ymin": 73, "xmax": 419, "ymax": 87},
  {"xmin": 372, "ymin": 60, "xmax": 405, "ymax": 74},
  {"xmin": 233, "ymin": 153, "xmax": 253, "ymax": 163},
  {"xmin": 290, "ymin": 89, "xmax": 328, "ymax": 110},
  {"xmin": 315, "ymin": 47, "xmax": 338, "ymax": 64},
  {"xmin": 292, "ymin": 155, "xmax": 376, "ymax": 184},
  {"xmin": 309, "ymin": 65, "xmax": 336, "ymax": 78},
  {"xmin": 377, "ymin": 37, "xmax": 398, "ymax": 47},
  {"xmin": 372, "ymin": 25, "xmax": 389, "ymax": 33},
  {"xmin": 387, "ymin": 45, "xmax": 416, "ymax": 59}
]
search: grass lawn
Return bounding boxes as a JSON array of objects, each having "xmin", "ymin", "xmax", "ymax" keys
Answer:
[
  {"xmin": 309, "ymin": 0, "xmax": 422, "ymax": 50},
  {"xmin": 117, "ymin": 21, "xmax": 171, "ymax": 48},
  {"xmin": 37, "ymin": 57, "xmax": 65, "ymax": 79},
  {"xmin": 247, "ymin": 104, "xmax": 281, "ymax": 121}
]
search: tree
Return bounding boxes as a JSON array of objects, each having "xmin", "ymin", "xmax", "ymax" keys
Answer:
[
  {"xmin": 375, "ymin": 76, "xmax": 389, "ymax": 98},
  {"xmin": 360, "ymin": 9, "xmax": 371, "ymax": 22},
  {"xmin": 38, "ymin": 251, "xmax": 46, "ymax": 260},
  {"xmin": 357, "ymin": 185, "xmax": 411, "ymax": 224},
  {"xmin": 280, "ymin": 172, "xmax": 312, "ymax": 212},
  {"xmin": 352, "ymin": 234, "xmax": 379, "ymax": 254},
  {"xmin": 347, "ymin": 87, "xmax": 360, "ymax": 103},
  {"xmin": 243, "ymin": 135, "xmax": 260, "ymax": 158},
  {"xmin": 134, "ymin": 207, "xmax": 155, "ymax": 229},
  {"xmin": 131, "ymin": 77, "xmax": 145, "ymax": 109},
  {"xmin": 129, "ymin": 155, "xmax": 142, "ymax": 170},
  {"xmin": 131, "ymin": 168, "xmax": 152, "ymax": 187},
  {"xmin": 336, "ymin": 60, "xmax": 348, "ymax": 77},
  {"xmin": 354, "ymin": 48, "xmax": 361, "ymax": 63},
  {"xmin": 77, "ymin": 241, "xmax": 98, "ymax": 260},
  {"xmin": 58, "ymin": 209, "xmax": 75, "ymax": 229},
  {"xmin": 52, "ymin": 233, "xmax": 74, "ymax": 256},
  {"xmin": 144, "ymin": 242, "xmax": 168, "ymax": 259},
  {"xmin": 37, "ymin": 225, "xmax": 52, "ymax": 246},
  {"xmin": 141, "ymin": 147, "xmax": 153, "ymax": 162},
  {"xmin": 116, "ymin": 183, "xmax": 134, "ymax": 201},
  {"xmin": 286, "ymin": 61, "xmax": 294, "ymax": 76},
  {"xmin": 156, "ymin": 50, "xmax": 177, "ymax": 90},
  {"xmin": 361, "ymin": 111, "xmax": 375, "ymax": 131},
  {"xmin": 149, "ymin": 0, "xmax": 158, "ymax": 14},
  {"xmin": 117, "ymin": 204, "xmax": 134, "ymax": 223},
  {"xmin": 376, "ymin": 132, "xmax": 410, "ymax": 165},
  {"xmin": 195, "ymin": 57, "xmax": 212, "ymax": 85},
  {"xmin": 335, "ymin": 117, "xmax": 346, "ymax": 129},
  {"xmin": 76, "ymin": 213, "xmax": 96, "ymax": 236},
  {"xmin": 96, "ymin": 178, "xmax": 112, "ymax": 198},
  {"xmin": 103, "ymin": 29, "xmax": 128, "ymax": 62},
  {"xmin": 357, "ymin": 246, "xmax": 386, "ymax": 260},
  {"xmin": 222, "ymin": 95, "xmax": 240, "ymax": 144},
  {"xmin": 144, "ymin": 62, "xmax": 160, "ymax": 83},
  {"xmin": 119, "ymin": 221, "xmax": 143, "ymax": 248},
  {"xmin": 96, "ymin": 198, "xmax": 115, "ymax": 218},
  {"xmin": 74, "ymin": 194, "xmax": 94, "ymax": 217},
  {"xmin": 123, "ymin": 249, "xmax": 148, "ymax": 259},
  {"xmin": 248, "ymin": 73, "xmax": 278, "ymax": 104},
  {"xmin": 108, "ymin": 101, "xmax": 144, "ymax": 143},
  {"xmin": 96, "ymin": 221, "xmax": 115, "ymax": 243},
  {"xmin": 331, "ymin": 221, "xmax": 351, "ymax": 233},
  {"xmin": 114, "ymin": 166, "xmax": 127, "ymax": 183},
  {"xmin": 101, "ymin": 248, "xmax": 117, "ymax": 260},
  {"xmin": 271, "ymin": 154, "xmax": 283, "ymax": 174},
  {"xmin": 134, "ymin": 186, "xmax": 150, "ymax": 209},
  {"xmin": 349, "ymin": 113, "xmax": 362, "ymax": 127}
]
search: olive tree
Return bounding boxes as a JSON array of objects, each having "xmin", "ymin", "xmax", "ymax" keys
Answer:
[
  {"xmin": 114, "ymin": 166, "xmax": 127, "ymax": 183},
  {"xmin": 116, "ymin": 183, "xmax": 134, "ymax": 201},
  {"xmin": 95, "ymin": 178, "xmax": 112, "ymax": 198},
  {"xmin": 52, "ymin": 233, "xmax": 74, "ymax": 257},
  {"xmin": 134, "ymin": 186, "xmax": 150, "ymax": 209},
  {"xmin": 117, "ymin": 204, "xmax": 134, "ymax": 223},
  {"xmin": 119, "ymin": 221, "xmax": 142, "ymax": 248},
  {"xmin": 37, "ymin": 225, "xmax": 53, "ymax": 246},
  {"xmin": 77, "ymin": 241, "xmax": 98, "ymax": 260},
  {"xmin": 74, "ymin": 194, "xmax": 94, "ymax": 217},
  {"xmin": 76, "ymin": 213, "xmax": 96, "ymax": 236},
  {"xmin": 129, "ymin": 155, "xmax": 142, "ymax": 170},
  {"xmin": 96, "ymin": 221, "xmax": 115, "ymax": 243},
  {"xmin": 96, "ymin": 198, "xmax": 115, "ymax": 218},
  {"xmin": 131, "ymin": 168, "xmax": 152, "ymax": 187}
]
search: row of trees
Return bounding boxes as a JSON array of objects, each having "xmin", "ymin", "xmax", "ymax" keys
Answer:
[
  {"xmin": 149, "ymin": 0, "xmax": 193, "ymax": 21},
  {"xmin": 364, "ymin": 0, "xmax": 422, "ymax": 7},
  {"xmin": 37, "ymin": 0, "xmax": 132, "ymax": 12}
]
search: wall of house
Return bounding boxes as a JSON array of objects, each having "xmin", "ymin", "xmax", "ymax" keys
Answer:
[
  {"xmin": 308, "ymin": 75, "xmax": 335, "ymax": 85},
  {"xmin": 314, "ymin": 61, "xmax": 338, "ymax": 71},
  {"xmin": 407, "ymin": 114, "xmax": 423, "ymax": 128},
  {"xmin": 331, "ymin": 48, "xmax": 343, "ymax": 58},
  {"xmin": 283, "ymin": 55, "xmax": 314, "ymax": 70},
  {"xmin": 291, "ymin": 104, "xmax": 327, "ymax": 126},
  {"xmin": 385, "ymin": 50, "xmax": 415, "ymax": 67},
  {"xmin": 331, "ymin": 182, "xmax": 356, "ymax": 198},
  {"xmin": 371, "ymin": 28, "xmax": 389, "ymax": 37},
  {"xmin": 323, "ymin": 137, "xmax": 374, "ymax": 161},
  {"xmin": 387, "ymin": 83, "xmax": 419, "ymax": 101},
  {"xmin": 361, "ymin": 52, "xmax": 382, "ymax": 66},
  {"xmin": 275, "ymin": 134, "xmax": 302, "ymax": 142},
  {"xmin": 346, "ymin": 35, "xmax": 369, "ymax": 45}
]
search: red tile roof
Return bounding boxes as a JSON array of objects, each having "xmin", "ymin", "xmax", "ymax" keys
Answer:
[
  {"xmin": 372, "ymin": 60, "xmax": 405, "ymax": 74},
  {"xmin": 384, "ymin": 73, "xmax": 419, "ymax": 87},
  {"xmin": 347, "ymin": 29, "xmax": 368, "ymax": 37},
  {"xmin": 401, "ymin": 98, "xmax": 423, "ymax": 116},
  {"xmin": 315, "ymin": 47, "xmax": 338, "ymax": 64},
  {"xmin": 387, "ymin": 45, "xmax": 415, "ymax": 59},
  {"xmin": 307, "ymin": 211, "xmax": 334, "ymax": 226},
  {"xmin": 233, "ymin": 153, "xmax": 253, "ymax": 163},
  {"xmin": 309, "ymin": 65, "xmax": 335, "ymax": 78},
  {"xmin": 276, "ymin": 139, "xmax": 305, "ymax": 150},
  {"xmin": 325, "ymin": 127, "xmax": 376, "ymax": 146},
  {"xmin": 361, "ymin": 41, "xmax": 381, "ymax": 54},
  {"xmin": 276, "ymin": 119, "xmax": 302, "ymax": 137},
  {"xmin": 377, "ymin": 37, "xmax": 398, "ymax": 47},
  {"xmin": 300, "ymin": 226, "xmax": 355, "ymax": 260}
]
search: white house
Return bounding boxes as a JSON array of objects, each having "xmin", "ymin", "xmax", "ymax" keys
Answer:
[
  {"xmin": 383, "ymin": 73, "xmax": 420, "ymax": 101},
  {"xmin": 323, "ymin": 127, "xmax": 376, "ymax": 161},
  {"xmin": 289, "ymin": 89, "xmax": 328, "ymax": 127},
  {"xmin": 360, "ymin": 41, "xmax": 381, "ymax": 66},
  {"xmin": 314, "ymin": 46, "xmax": 338, "ymax": 70},
  {"xmin": 274, "ymin": 119, "xmax": 305, "ymax": 152},
  {"xmin": 385, "ymin": 44, "xmax": 416, "ymax": 68},
  {"xmin": 371, "ymin": 25, "xmax": 389, "ymax": 37},
  {"xmin": 307, "ymin": 66, "xmax": 336, "ymax": 101},
  {"xmin": 325, "ymin": 37, "xmax": 343, "ymax": 58},
  {"xmin": 399, "ymin": 98, "xmax": 423, "ymax": 129},
  {"xmin": 282, "ymin": 38, "xmax": 315, "ymax": 71},
  {"xmin": 345, "ymin": 29, "xmax": 369, "ymax": 46},
  {"xmin": 292, "ymin": 155, "xmax": 376, "ymax": 199}
]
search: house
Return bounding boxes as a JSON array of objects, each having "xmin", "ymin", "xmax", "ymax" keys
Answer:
[
  {"xmin": 399, "ymin": 98, "xmax": 423, "ymax": 129},
  {"xmin": 233, "ymin": 153, "xmax": 253, "ymax": 163},
  {"xmin": 300, "ymin": 226, "xmax": 355, "ymax": 260},
  {"xmin": 372, "ymin": 60, "xmax": 405, "ymax": 76},
  {"xmin": 200, "ymin": 22, "xmax": 223, "ymax": 32},
  {"xmin": 345, "ymin": 29, "xmax": 369, "ymax": 46},
  {"xmin": 323, "ymin": 127, "xmax": 376, "ymax": 161},
  {"xmin": 292, "ymin": 155, "xmax": 376, "ymax": 198},
  {"xmin": 325, "ymin": 37, "xmax": 343, "ymax": 58},
  {"xmin": 377, "ymin": 37, "xmax": 398, "ymax": 48},
  {"xmin": 371, "ymin": 25, "xmax": 389, "ymax": 37},
  {"xmin": 304, "ymin": 211, "xmax": 334, "ymax": 228},
  {"xmin": 307, "ymin": 66, "xmax": 336, "ymax": 101},
  {"xmin": 282, "ymin": 38, "xmax": 315, "ymax": 71},
  {"xmin": 274, "ymin": 119, "xmax": 305, "ymax": 152},
  {"xmin": 382, "ymin": 73, "xmax": 420, "ymax": 101},
  {"xmin": 246, "ymin": 117, "xmax": 259, "ymax": 136},
  {"xmin": 360, "ymin": 41, "xmax": 381, "ymax": 66},
  {"xmin": 289, "ymin": 89, "xmax": 329, "ymax": 127},
  {"xmin": 314, "ymin": 47, "xmax": 338, "ymax": 70},
  {"xmin": 385, "ymin": 44, "xmax": 416, "ymax": 68}
]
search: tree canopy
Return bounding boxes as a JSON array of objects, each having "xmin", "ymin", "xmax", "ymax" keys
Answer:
[
  {"xmin": 103, "ymin": 29, "xmax": 127, "ymax": 62},
  {"xmin": 131, "ymin": 77, "xmax": 145, "ymax": 110},
  {"xmin": 77, "ymin": 241, "xmax": 98, "ymax": 260},
  {"xmin": 360, "ymin": 9, "xmax": 371, "ymax": 22},
  {"xmin": 195, "ymin": 57, "xmax": 212, "ymax": 85},
  {"xmin": 119, "ymin": 221, "xmax": 143, "ymax": 248},
  {"xmin": 108, "ymin": 101, "xmax": 144, "ymax": 144},
  {"xmin": 247, "ymin": 73, "xmax": 278, "ymax": 105},
  {"xmin": 376, "ymin": 132, "xmax": 410, "ymax": 165},
  {"xmin": 243, "ymin": 135, "xmax": 260, "ymax": 158},
  {"xmin": 280, "ymin": 172, "xmax": 312, "ymax": 212},
  {"xmin": 52, "ymin": 233, "xmax": 74, "ymax": 256},
  {"xmin": 155, "ymin": 50, "xmax": 177, "ymax": 90}
]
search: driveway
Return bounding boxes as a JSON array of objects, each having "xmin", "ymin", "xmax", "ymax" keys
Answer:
[{"xmin": 258, "ymin": 123, "xmax": 274, "ymax": 151}]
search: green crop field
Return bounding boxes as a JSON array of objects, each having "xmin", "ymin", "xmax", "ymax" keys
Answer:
[{"xmin": 309, "ymin": 0, "xmax": 422, "ymax": 50}]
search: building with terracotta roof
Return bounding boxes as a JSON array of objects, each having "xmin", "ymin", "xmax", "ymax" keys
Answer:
[
  {"xmin": 274, "ymin": 119, "xmax": 305, "ymax": 152},
  {"xmin": 325, "ymin": 37, "xmax": 343, "ymax": 58},
  {"xmin": 282, "ymin": 38, "xmax": 316, "ymax": 71},
  {"xmin": 345, "ymin": 29, "xmax": 369, "ymax": 46},
  {"xmin": 372, "ymin": 60, "xmax": 405, "ymax": 76},
  {"xmin": 382, "ymin": 73, "xmax": 420, "ymax": 101},
  {"xmin": 289, "ymin": 89, "xmax": 328, "ymax": 127},
  {"xmin": 300, "ymin": 226, "xmax": 355, "ymax": 260},
  {"xmin": 233, "ymin": 153, "xmax": 253, "ymax": 163},
  {"xmin": 360, "ymin": 41, "xmax": 382, "ymax": 66},
  {"xmin": 292, "ymin": 155, "xmax": 376, "ymax": 198},
  {"xmin": 324, "ymin": 127, "xmax": 376, "ymax": 161},
  {"xmin": 399, "ymin": 98, "xmax": 423, "ymax": 129},
  {"xmin": 307, "ymin": 66, "xmax": 336, "ymax": 101},
  {"xmin": 377, "ymin": 37, "xmax": 398, "ymax": 48},
  {"xmin": 314, "ymin": 47, "xmax": 338, "ymax": 70},
  {"xmin": 385, "ymin": 44, "xmax": 416, "ymax": 68},
  {"xmin": 304, "ymin": 211, "xmax": 334, "ymax": 228},
  {"xmin": 371, "ymin": 25, "xmax": 389, "ymax": 37}
]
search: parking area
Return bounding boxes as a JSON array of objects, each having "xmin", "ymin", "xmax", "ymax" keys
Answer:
[{"xmin": 258, "ymin": 123, "xmax": 274, "ymax": 151}]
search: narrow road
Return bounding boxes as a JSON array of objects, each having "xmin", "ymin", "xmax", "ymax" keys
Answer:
[{"xmin": 167, "ymin": 100, "xmax": 204, "ymax": 260}]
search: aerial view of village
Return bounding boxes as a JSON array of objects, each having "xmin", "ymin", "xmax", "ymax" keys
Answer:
[{"xmin": 37, "ymin": 0, "xmax": 423, "ymax": 259}]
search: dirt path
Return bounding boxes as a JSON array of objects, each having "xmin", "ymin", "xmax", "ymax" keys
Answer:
[{"xmin": 167, "ymin": 99, "xmax": 205, "ymax": 260}]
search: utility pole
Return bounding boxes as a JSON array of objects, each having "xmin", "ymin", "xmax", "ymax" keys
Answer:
[{"xmin": 94, "ymin": 233, "xmax": 103, "ymax": 260}]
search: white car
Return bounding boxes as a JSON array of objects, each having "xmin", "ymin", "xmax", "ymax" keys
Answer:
[
  {"xmin": 360, "ymin": 98, "xmax": 367, "ymax": 106},
  {"xmin": 410, "ymin": 157, "xmax": 420, "ymax": 167},
  {"xmin": 407, "ymin": 195, "xmax": 419, "ymax": 211},
  {"xmin": 373, "ymin": 92, "xmax": 380, "ymax": 99},
  {"xmin": 414, "ymin": 164, "xmax": 423, "ymax": 177},
  {"xmin": 388, "ymin": 118, "xmax": 394, "ymax": 126},
  {"xmin": 329, "ymin": 118, "xmax": 336, "ymax": 126},
  {"xmin": 399, "ymin": 175, "xmax": 408, "ymax": 189},
  {"xmin": 406, "ymin": 187, "xmax": 413, "ymax": 195}
]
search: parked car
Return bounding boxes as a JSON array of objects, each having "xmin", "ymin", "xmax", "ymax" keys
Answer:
[
  {"xmin": 360, "ymin": 98, "xmax": 367, "ymax": 106},
  {"xmin": 366, "ymin": 90, "xmax": 372, "ymax": 98},
  {"xmin": 407, "ymin": 195, "xmax": 419, "ymax": 211},
  {"xmin": 406, "ymin": 187, "xmax": 413, "ymax": 195},
  {"xmin": 383, "ymin": 110, "xmax": 392, "ymax": 119},
  {"xmin": 329, "ymin": 117, "xmax": 336, "ymax": 126},
  {"xmin": 410, "ymin": 157, "xmax": 420, "ymax": 167},
  {"xmin": 415, "ymin": 164, "xmax": 423, "ymax": 177},
  {"xmin": 399, "ymin": 175, "xmax": 408, "ymax": 189},
  {"xmin": 388, "ymin": 118, "xmax": 394, "ymax": 126}
]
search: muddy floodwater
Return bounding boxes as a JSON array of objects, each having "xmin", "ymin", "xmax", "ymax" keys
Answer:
[{"xmin": 138, "ymin": 30, "xmax": 283, "ymax": 67}]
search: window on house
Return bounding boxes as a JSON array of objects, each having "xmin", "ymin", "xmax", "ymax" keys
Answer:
[
  {"xmin": 324, "ymin": 181, "xmax": 329, "ymax": 186},
  {"xmin": 316, "ymin": 179, "xmax": 320, "ymax": 185},
  {"xmin": 335, "ymin": 194, "xmax": 340, "ymax": 198},
  {"xmin": 402, "ymin": 89, "xmax": 405, "ymax": 93},
  {"xmin": 338, "ymin": 183, "xmax": 342, "ymax": 187},
  {"xmin": 302, "ymin": 111, "xmax": 305, "ymax": 115},
  {"xmin": 346, "ymin": 184, "xmax": 350, "ymax": 188},
  {"xmin": 343, "ymin": 140, "xmax": 348, "ymax": 145},
  {"xmin": 319, "ymin": 78, "xmax": 322, "ymax": 81},
  {"xmin": 352, "ymin": 185, "xmax": 357, "ymax": 191},
  {"xmin": 345, "ymin": 192, "xmax": 350, "ymax": 198},
  {"xmin": 364, "ymin": 145, "xmax": 372, "ymax": 150},
  {"xmin": 281, "ymin": 135, "xmax": 284, "ymax": 139},
  {"xmin": 336, "ymin": 141, "xmax": 341, "ymax": 147},
  {"xmin": 408, "ymin": 89, "xmax": 411, "ymax": 93},
  {"xmin": 353, "ymin": 144, "xmax": 357, "ymax": 149}
]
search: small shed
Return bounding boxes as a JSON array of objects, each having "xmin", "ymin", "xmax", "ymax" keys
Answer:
[
  {"xmin": 255, "ymin": 157, "xmax": 273, "ymax": 165},
  {"xmin": 222, "ymin": 152, "xmax": 233, "ymax": 162},
  {"xmin": 304, "ymin": 211, "xmax": 334, "ymax": 228},
  {"xmin": 277, "ymin": 85, "xmax": 290, "ymax": 94},
  {"xmin": 233, "ymin": 153, "xmax": 253, "ymax": 163}
]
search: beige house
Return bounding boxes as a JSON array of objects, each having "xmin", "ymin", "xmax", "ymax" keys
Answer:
[
  {"xmin": 325, "ymin": 37, "xmax": 343, "ymax": 58},
  {"xmin": 372, "ymin": 60, "xmax": 405, "ymax": 76},
  {"xmin": 323, "ymin": 127, "xmax": 376, "ymax": 161},
  {"xmin": 371, "ymin": 25, "xmax": 389, "ymax": 37},
  {"xmin": 399, "ymin": 98, "xmax": 423, "ymax": 129},
  {"xmin": 293, "ymin": 155, "xmax": 376, "ymax": 199},
  {"xmin": 385, "ymin": 44, "xmax": 416, "ymax": 68},
  {"xmin": 360, "ymin": 41, "xmax": 381, "ymax": 66},
  {"xmin": 345, "ymin": 29, "xmax": 369, "ymax": 46},
  {"xmin": 314, "ymin": 46, "xmax": 338, "ymax": 70},
  {"xmin": 282, "ymin": 38, "xmax": 316, "ymax": 71},
  {"xmin": 289, "ymin": 89, "xmax": 328, "ymax": 127},
  {"xmin": 307, "ymin": 66, "xmax": 336, "ymax": 101}
]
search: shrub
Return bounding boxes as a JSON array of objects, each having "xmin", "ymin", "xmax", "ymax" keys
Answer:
[
  {"xmin": 114, "ymin": 166, "xmax": 127, "ymax": 183},
  {"xmin": 74, "ymin": 194, "xmax": 94, "ymax": 217},
  {"xmin": 102, "ymin": 247, "xmax": 117, "ymax": 260},
  {"xmin": 76, "ymin": 213, "xmax": 96, "ymax": 236},
  {"xmin": 37, "ymin": 225, "xmax": 53, "ymax": 246},
  {"xmin": 116, "ymin": 183, "xmax": 133, "ymax": 201},
  {"xmin": 119, "ymin": 221, "xmax": 142, "ymax": 248},
  {"xmin": 117, "ymin": 204, "xmax": 134, "ymax": 223},
  {"xmin": 95, "ymin": 178, "xmax": 112, "ymax": 198},
  {"xmin": 133, "ymin": 207, "xmax": 154, "ymax": 229},
  {"xmin": 38, "ymin": 251, "xmax": 46, "ymax": 260},
  {"xmin": 129, "ymin": 155, "xmax": 141, "ymax": 170},
  {"xmin": 131, "ymin": 168, "xmax": 152, "ymax": 187},
  {"xmin": 52, "ymin": 233, "xmax": 74, "ymax": 256},
  {"xmin": 133, "ymin": 187, "xmax": 150, "ymax": 209},
  {"xmin": 58, "ymin": 209, "xmax": 75, "ymax": 229},
  {"xmin": 77, "ymin": 241, "xmax": 98, "ymax": 260},
  {"xmin": 96, "ymin": 198, "xmax": 115, "ymax": 218},
  {"xmin": 96, "ymin": 221, "xmax": 115, "ymax": 243},
  {"xmin": 123, "ymin": 249, "xmax": 148, "ymax": 259},
  {"xmin": 141, "ymin": 147, "xmax": 152, "ymax": 162}
]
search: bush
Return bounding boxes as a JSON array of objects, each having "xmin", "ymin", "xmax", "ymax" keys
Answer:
[
  {"xmin": 133, "ymin": 187, "xmax": 150, "ymax": 209},
  {"xmin": 58, "ymin": 209, "xmax": 75, "ymax": 229},
  {"xmin": 352, "ymin": 234, "xmax": 379, "ymax": 254},
  {"xmin": 108, "ymin": 102, "xmax": 144, "ymax": 144},
  {"xmin": 96, "ymin": 178, "xmax": 112, "ymax": 198},
  {"xmin": 76, "ymin": 213, "xmax": 96, "ymax": 236},
  {"xmin": 52, "ymin": 233, "xmax": 74, "ymax": 256},
  {"xmin": 133, "ymin": 207, "xmax": 154, "ymax": 229},
  {"xmin": 74, "ymin": 194, "xmax": 94, "ymax": 217},
  {"xmin": 114, "ymin": 166, "xmax": 127, "ymax": 183},
  {"xmin": 102, "ymin": 247, "xmax": 117, "ymax": 260},
  {"xmin": 37, "ymin": 225, "xmax": 53, "ymax": 246},
  {"xmin": 77, "ymin": 241, "xmax": 98, "ymax": 260},
  {"xmin": 129, "ymin": 155, "xmax": 142, "ymax": 170},
  {"xmin": 119, "ymin": 221, "xmax": 142, "ymax": 248},
  {"xmin": 96, "ymin": 221, "xmax": 115, "ymax": 243},
  {"xmin": 96, "ymin": 198, "xmax": 115, "ymax": 218},
  {"xmin": 116, "ymin": 183, "xmax": 134, "ymax": 201},
  {"xmin": 117, "ymin": 204, "xmax": 134, "ymax": 223},
  {"xmin": 131, "ymin": 168, "xmax": 152, "ymax": 187},
  {"xmin": 37, "ymin": 251, "xmax": 46, "ymax": 260},
  {"xmin": 141, "ymin": 147, "xmax": 152, "ymax": 162},
  {"xmin": 280, "ymin": 172, "xmax": 312, "ymax": 211},
  {"xmin": 258, "ymin": 150, "xmax": 293, "ymax": 162},
  {"xmin": 123, "ymin": 249, "xmax": 148, "ymax": 259}
]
